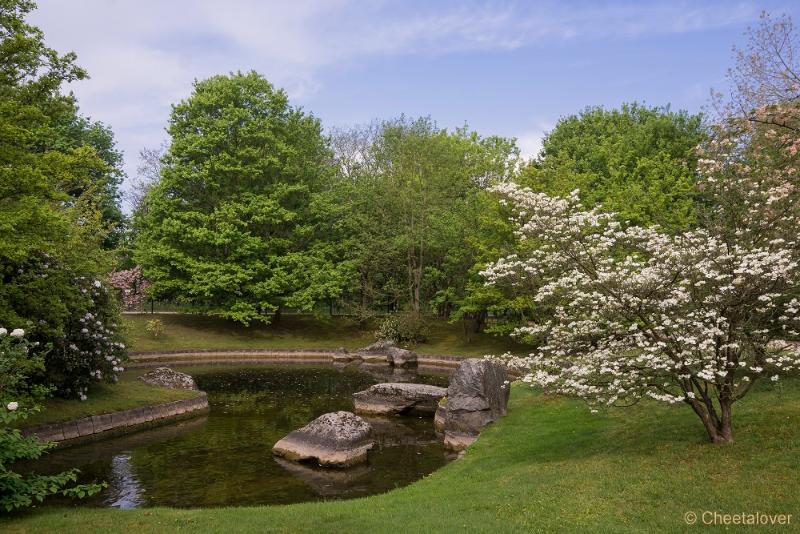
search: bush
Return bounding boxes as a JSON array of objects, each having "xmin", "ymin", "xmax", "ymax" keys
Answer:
[
  {"xmin": 0, "ymin": 329, "xmax": 50, "ymax": 405},
  {"xmin": 0, "ymin": 331, "xmax": 105, "ymax": 512},
  {"xmin": 0, "ymin": 404, "xmax": 105, "ymax": 512},
  {"xmin": 375, "ymin": 311, "xmax": 429, "ymax": 344},
  {"xmin": 145, "ymin": 319, "xmax": 165, "ymax": 338},
  {"xmin": 42, "ymin": 276, "xmax": 127, "ymax": 401},
  {"xmin": 0, "ymin": 256, "xmax": 127, "ymax": 400}
]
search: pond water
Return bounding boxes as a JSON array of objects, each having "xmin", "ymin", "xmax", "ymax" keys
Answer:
[{"xmin": 29, "ymin": 364, "xmax": 452, "ymax": 508}]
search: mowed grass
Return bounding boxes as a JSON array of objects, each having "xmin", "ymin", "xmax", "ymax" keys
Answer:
[
  {"xmin": 16, "ymin": 370, "xmax": 202, "ymax": 428},
  {"xmin": 123, "ymin": 313, "xmax": 528, "ymax": 357},
  {"xmin": 5, "ymin": 379, "xmax": 799, "ymax": 533}
]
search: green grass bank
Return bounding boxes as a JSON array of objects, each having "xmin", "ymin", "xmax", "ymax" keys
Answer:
[
  {"xmin": 123, "ymin": 313, "xmax": 527, "ymax": 357},
  {"xmin": 5, "ymin": 378, "xmax": 799, "ymax": 533}
]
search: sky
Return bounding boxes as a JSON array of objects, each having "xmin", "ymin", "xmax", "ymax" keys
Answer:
[{"xmin": 29, "ymin": 0, "xmax": 800, "ymax": 209}]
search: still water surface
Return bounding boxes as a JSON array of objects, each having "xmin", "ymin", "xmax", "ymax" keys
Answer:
[{"xmin": 32, "ymin": 364, "xmax": 451, "ymax": 508}]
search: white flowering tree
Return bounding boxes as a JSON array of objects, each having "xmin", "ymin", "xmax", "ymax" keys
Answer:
[{"xmin": 483, "ymin": 16, "xmax": 800, "ymax": 444}]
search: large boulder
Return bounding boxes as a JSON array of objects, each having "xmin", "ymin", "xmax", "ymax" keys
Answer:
[
  {"xmin": 440, "ymin": 359, "xmax": 509, "ymax": 451},
  {"xmin": 138, "ymin": 367, "xmax": 197, "ymax": 390},
  {"xmin": 272, "ymin": 411, "xmax": 374, "ymax": 467},
  {"xmin": 353, "ymin": 383, "xmax": 447, "ymax": 416},
  {"xmin": 356, "ymin": 340, "xmax": 418, "ymax": 368}
]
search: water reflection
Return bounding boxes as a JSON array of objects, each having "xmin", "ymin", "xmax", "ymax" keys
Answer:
[
  {"xmin": 29, "ymin": 364, "xmax": 451, "ymax": 508},
  {"xmin": 107, "ymin": 454, "xmax": 144, "ymax": 509}
]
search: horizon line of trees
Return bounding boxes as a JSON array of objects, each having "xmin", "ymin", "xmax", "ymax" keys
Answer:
[{"xmin": 126, "ymin": 83, "xmax": 705, "ymax": 333}]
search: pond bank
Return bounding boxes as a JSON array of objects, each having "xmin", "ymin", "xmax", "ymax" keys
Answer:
[
  {"xmin": 8, "ymin": 379, "xmax": 799, "ymax": 533},
  {"xmin": 21, "ymin": 394, "xmax": 209, "ymax": 445},
  {"xmin": 128, "ymin": 348, "xmax": 466, "ymax": 370}
]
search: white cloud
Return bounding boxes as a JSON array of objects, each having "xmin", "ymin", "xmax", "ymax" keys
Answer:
[
  {"xmin": 28, "ymin": 0, "xmax": 759, "ymax": 203},
  {"xmin": 516, "ymin": 120, "xmax": 555, "ymax": 161}
]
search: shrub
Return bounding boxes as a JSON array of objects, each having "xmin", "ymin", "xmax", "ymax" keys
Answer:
[
  {"xmin": 0, "ymin": 331, "xmax": 105, "ymax": 512},
  {"xmin": 375, "ymin": 311, "xmax": 428, "ymax": 344},
  {"xmin": 0, "ymin": 255, "xmax": 127, "ymax": 400},
  {"xmin": 108, "ymin": 266, "xmax": 151, "ymax": 311},
  {"xmin": 43, "ymin": 276, "xmax": 127, "ymax": 401},
  {"xmin": 0, "ymin": 404, "xmax": 105, "ymax": 512},
  {"xmin": 145, "ymin": 319, "xmax": 165, "ymax": 338},
  {"xmin": 0, "ymin": 329, "xmax": 50, "ymax": 405}
]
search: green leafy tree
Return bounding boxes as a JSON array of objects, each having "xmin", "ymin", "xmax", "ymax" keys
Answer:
[
  {"xmin": 0, "ymin": 0, "xmax": 125, "ymax": 397},
  {"xmin": 458, "ymin": 104, "xmax": 705, "ymax": 335},
  {"xmin": 331, "ymin": 118, "xmax": 519, "ymax": 318},
  {"xmin": 521, "ymin": 103, "xmax": 704, "ymax": 230},
  {"xmin": 136, "ymin": 72, "xmax": 350, "ymax": 324}
]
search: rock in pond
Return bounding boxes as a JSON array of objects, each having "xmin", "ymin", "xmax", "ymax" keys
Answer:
[
  {"xmin": 440, "ymin": 359, "xmax": 509, "ymax": 451},
  {"xmin": 272, "ymin": 411, "xmax": 374, "ymax": 467},
  {"xmin": 138, "ymin": 367, "xmax": 198, "ymax": 390},
  {"xmin": 332, "ymin": 347, "xmax": 355, "ymax": 363},
  {"xmin": 356, "ymin": 340, "xmax": 418, "ymax": 368},
  {"xmin": 353, "ymin": 383, "xmax": 448, "ymax": 416}
]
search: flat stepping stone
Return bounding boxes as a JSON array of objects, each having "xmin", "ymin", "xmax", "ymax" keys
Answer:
[
  {"xmin": 353, "ymin": 382, "xmax": 447, "ymax": 416},
  {"xmin": 272, "ymin": 411, "xmax": 374, "ymax": 467}
]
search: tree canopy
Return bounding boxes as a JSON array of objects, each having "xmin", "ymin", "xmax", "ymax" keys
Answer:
[
  {"xmin": 135, "ymin": 72, "xmax": 350, "ymax": 324},
  {"xmin": 521, "ymin": 103, "xmax": 704, "ymax": 230}
]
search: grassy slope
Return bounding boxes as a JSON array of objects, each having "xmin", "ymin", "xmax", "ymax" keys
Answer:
[
  {"xmin": 5, "ymin": 379, "xmax": 799, "ymax": 533},
  {"xmin": 123, "ymin": 313, "xmax": 527, "ymax": 357},
  {"xmin": 17, "ymin": 370, "xmax": 201, "ymax": 428}
]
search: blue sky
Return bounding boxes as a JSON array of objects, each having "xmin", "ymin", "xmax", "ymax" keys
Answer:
[{"xmin": 30, "ymin": 0, "xmax": 800, "ymax": 206}]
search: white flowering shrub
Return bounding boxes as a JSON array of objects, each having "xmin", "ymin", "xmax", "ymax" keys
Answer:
[
  {"xmin": 482, "ymin": 100, "xmax": 800, "ymax": 443},
  {"xmin": 44, "ymin": 277, "xmax": 126, "ymax": 400}
]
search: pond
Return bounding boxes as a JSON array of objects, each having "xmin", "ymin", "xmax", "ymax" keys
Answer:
[{"xmin": 29, "ymin": 364, "xmax": 452, "ymax": 508}]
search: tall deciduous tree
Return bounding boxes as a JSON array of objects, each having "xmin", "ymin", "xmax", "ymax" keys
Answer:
[
  {"xmin": 136, "ymin": 72, "xmax": 349, "ymax": 324},
  {"xmin": 0, "ymin": 0, "xmax": 125, "ymax": 398},
  {"xmin": 331, "ymin": 117, "xmax": 518, "ymax": 317},
  {"xmin": 521, "ymin": 103, "xmax": 704, "ymax": 230}
]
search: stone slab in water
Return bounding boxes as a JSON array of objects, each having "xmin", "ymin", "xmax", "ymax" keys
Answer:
[
  {"xmin": 138, "ymin": 367, "xmax": 198, "ymax": 390},
  {"xmin": 353, "ymin": 382, "xmax": 447, "ymax": 416},
  {"xmin": 272, "ymin": 411, "xmax": 374, "ymax": 467},
  {"xmin": 355, "ymin": 340, "xmax": 418, "ymax": 368}
]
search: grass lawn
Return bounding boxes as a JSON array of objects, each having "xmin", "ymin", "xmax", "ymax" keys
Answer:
[
  {"xmin": 15, "ymin": 370, "xmax": 202, "ymax": 428},
  {"xmin": 4, "ymin": 378, "xmax": 799, "ymax": 533},
  {"xmin": 123, "ymin": 313, "xmax": 528, "ymax": 357}
]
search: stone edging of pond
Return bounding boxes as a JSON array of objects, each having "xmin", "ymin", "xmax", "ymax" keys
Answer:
[
  {"xmin": 21, "ymin": 393, "xmax": 209, "ymax": 445},
  {"xmin": 127, "ymin": 349, "xmax": 466, "ymax": 369}
]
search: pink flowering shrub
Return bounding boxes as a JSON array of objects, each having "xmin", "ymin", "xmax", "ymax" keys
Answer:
[{"xmin": 108, "ymin": 266, "xmax": 151, "ymax": 311}]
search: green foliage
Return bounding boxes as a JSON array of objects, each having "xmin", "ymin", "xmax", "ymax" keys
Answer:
[
  {"xmin": 333, "ymin": 117, "xmax": 520, "ymax": 318},
  {"xmin": 0, "ymin": 404, "xmax": 105, "ymax": 513},
  {"xmin": 521, "ymin": 102, "xmax": 704, "ymax": 230},
  {"xmin": 145, "ymin": 319, "xmax": 165, "ymax": 338},
  {"xmin": 456, "ymin": 104, "xmax": 706, "ymax": 338},
  {"xmin": 0, "ymin": 331, "xmax": 49, "ymax": 406},
  {"xmin": 0, "ymin": 0, "xmax": 126, "ymax": 398},
  {"xmin": 43, "ymin": 277, "xmax": 126, "ymax": 399},
  {"xmin": 135, "ymin": 72, "xmax": 351, "ymax": 325},
  {"xmin": 374, "ymin": 311, "xmax": 429, "ymax": 344}
]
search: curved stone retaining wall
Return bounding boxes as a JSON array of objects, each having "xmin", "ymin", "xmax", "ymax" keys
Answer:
[
  {"xmin": 22, "ymin": 393, "xmax": 209, "ymax": 444},
  {"xmin": 128, "ymin": 349, "xmax": 466, "ymax": 370}
]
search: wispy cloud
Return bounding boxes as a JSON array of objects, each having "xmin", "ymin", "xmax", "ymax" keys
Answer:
[{"xmin": 29, "ymin": 0, "xmax": 761, "ymax": 195}]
